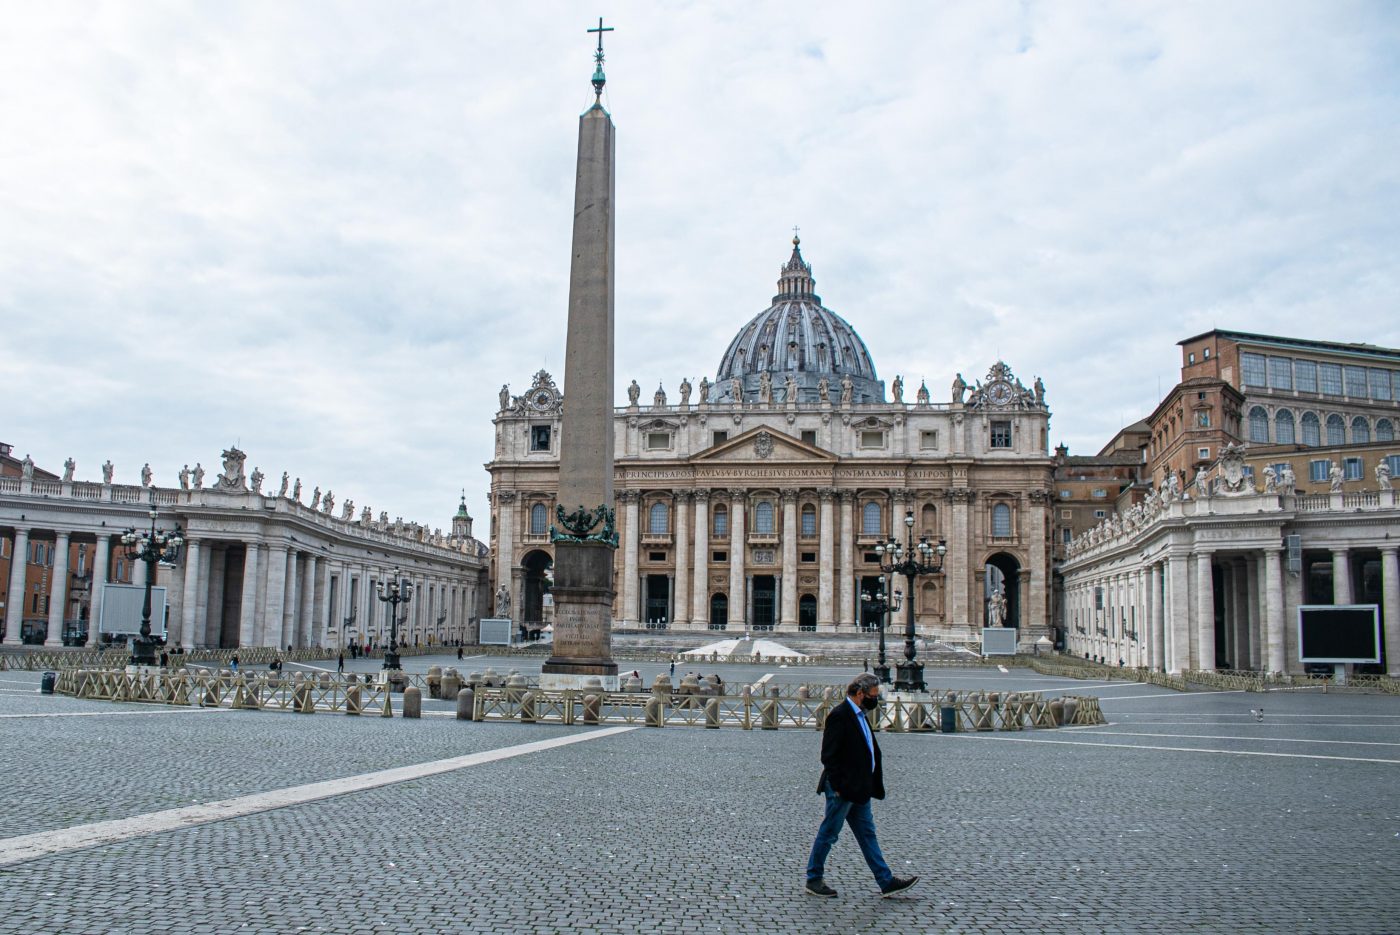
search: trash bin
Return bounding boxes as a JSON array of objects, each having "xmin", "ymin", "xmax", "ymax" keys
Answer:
[
  {"xmin": 40, "ymin": 671, "xmax": 57, "ymax": 695},
  {"xmin": 940, "ymin": 704, "xmax": 957, "ymax": 733}
]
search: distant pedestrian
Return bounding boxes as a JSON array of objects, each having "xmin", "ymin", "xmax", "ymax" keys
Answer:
[
  {"xmin": 158, "ymin": 650, "xmax": 169, "ymax": 668},
  {"xmin": 805, "ymin": 673, "xmax": 917, "ymax": 899},
  {"xmin": 863, "ymin": 658, "xmax": 869, "ymax": 673},
  {"xmin": 337, "ymin": 652, "xmax": 345, "ymax": 674},
  {"xmin": 669, "ymin": 660, "xmax": 676, "ymax": 678},
  {"xmin": 229, "ymin": 655, "xmax": 239, "ymax": 672},
  {"xmin": 457, "ymin": 646, "xmax": 464, "ymax": 661}
]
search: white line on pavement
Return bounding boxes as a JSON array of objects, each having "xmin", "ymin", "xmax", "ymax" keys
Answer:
[
  {"xmin": 1112, "ymin": 712, "xmax": 1400, "ymax": 720},
  {"xmin": 949, "ymin": 733, "xmax": 1400, "ymax": 764},
  {"xmin": 1087, "ymin": 730, "xmax": 1400, "ymax": 747},
  {"xmin": 0, "ymin": 678, "xmax": 40, "ymax": 686},
  {"xmin": 0, "ymin": 724, "xmax": 638, "ymax": 867},
  {"xmin": 0, "ymin": 688, "xmax": 38, "ymax": 695},
  {"xmin": 1098, "ymin": 690, "xmax": 1249, "ymax": 700},
  {"xmin": 0, "ymin": 709, "xmax": 231, "ymax": 720}
]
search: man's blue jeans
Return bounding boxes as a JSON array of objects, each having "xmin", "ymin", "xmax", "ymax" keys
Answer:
[{"xmin": 806, "ymin": 786, "xmax": 893, "ymax": 886}]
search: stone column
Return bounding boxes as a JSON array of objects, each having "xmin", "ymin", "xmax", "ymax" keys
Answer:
[
  {"xmin": 3, "ymin": 527, "xmax": 29, "ymax": 643},
  {"xmin": 87, "ymin": 533, "xmax": 111, "ymax": 647},
  {"xmin": 495, "ymin": 491, "xmax": 516, "ymax": 612},
  {"xmin": 838, "ymin": 491, "xmax": 855, "ymax": 627},
  {"xmin": 672, "ymin": 491, "xmax": 691, "ymax": 628},
  {"xmin": 1264, "ymin": 548, "xmax": 1286, "ymax": 674},
  {"xmin": 280, "ymin": 550, "xmax": 299, "ymax": 649},
  {"xmin": 779, "ymin": 490, "xmax": 798, "ymax": 629},
  {"xmin": 1332, "ymin": 549, "xmax": 1353, "ymax": 603},
  {"xmin": 1245, "ymin": 556, "xmax": 1262, "ymax": 671},
  {"xmin": 818, "ymin": 488, "xmax": 835, "ymax": 629},
  {"xmin": 620, "ymin": 491, "xmax": 640, "ymax": 627},
  {"xmin": 1166, "ymin": 554, "xmax": 1189, "ymax": 674},
  {"xmin": 691, "ymin": 490, "xmax": 709, "ymax": 627},
  {"xmin": 946, "ymin": 490, "xmax": 972, "ymax": 629},
  {"xmin": 1026, "ymin": 490, "xmax": 1049, "ymax": 637},
  {"xmin": 1381, "ymin": 547, "xmax": 1399, "ymax": 677},
  {"xmin": 1149, "ymin": 563, "xmax": 1164, "ymax": 671},
  {"xmin": 1194, "ymin": 551, "xmax": 1215, "ymax": 671},
  {"xmin": 238, "ymin": 544, "xmax": 261, "ymax": 647},
  {"xmin": 45, "ymin": 532, "xmax": 70, "ymax": 646},
  {"xmin": 728, "ymin": 489, "xmax": 746, "ymax": 629},
  {"xmin": 179, "ymin": 538, "xmax": 202, "ymax": 650},
  {"xmin": 300, "ymin": 555, "xmax": 317, "ymax": 647},
  {"xmin": 205, "ymin": 546, "xmax": 226, "ymax": 648},
  {"xmin": 263, "ymin": 545, "xmax": 289, "ymax": 648}
]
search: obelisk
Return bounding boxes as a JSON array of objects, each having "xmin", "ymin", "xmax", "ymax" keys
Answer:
[{"xmin": 541, "ymin": 19, "xmax": 620, "ymax": 690}]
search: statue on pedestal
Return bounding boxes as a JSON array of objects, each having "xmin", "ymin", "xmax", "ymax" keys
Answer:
[
  {"xmin": 698, "ymin": 376, "xmax": 710, "ymax": 404},
  {"xmin": 986, "ymin": 586, "xmax": 1007, "ymax": 628},
  {"xmin": 952, "ymin": 373, "xmax": 967, "ymax": 405},
  {"xmin": 758, "ymin": 371, "xmax": 772, "ymax": 406},
  {"xmin": 627, "ymin": 380, "xmax": 641, "ymax": 407},
  {"xmin": 323, "ymin": 490, "xmax": 334, "ymax": 514},
  {"xmin": 730, "ymin": 376, "xmax": 743, "ymax": 403},
  {"xmin": 891, "ymin": 374, "xmax": 903, "ymax": 404},
  {"xmin": 499, "ymin": 384, "xmax": 511, "ymax": 412},
  {"xmin": 140, "ymin": 463, "xmax": 153, "ymax": 487},
  {"xmin": 1378, "ymin": 461, "xmax": 1393, "ymax": 491},
  {"xmin": 102, "ymin": 460, "xmax": 114, "ymax": 484},
  {"xmin": 179, "ymin": 465, "xmax": 190, "ymax": 490},
  {"xmin": 817, "ymin": 377, "xmax": 830, "ymax": 403},
  {"xmin": 1329, "ymin": 462, "xmax": 1344, "ymax": 492},
  {"xmin": 62, "ymin": 458, "xmax": 75, "ymax": 482},
  {"xmin": 361, "ymin": 505, "xmax": 372, "ymax": 524},
  {"xmin": 1279, "ymin": 465, "xmax": 1297, "ymax": 496},
  {"xmin": 20, "ymin": 454, "xmax": 34, "ymax": 480},
  {"xmin": 840, "ymin": 374, "xmax": 853, "ymax": 406},
  {"xmin": 679, "ymin": 377, "xmax": 691, "ymax": 406},
  {"xmin": 784, "ymin": 372, "xmax": 798, "ymax": 404},
  {"xmin": 250, "ymin": 467, "xmax": 264, "ymax": 495},
  {"xmin": 278, "ymin": 472, "xmax": 289, "ymax": 497},
  {"xmin": 292, "ymin": 478, "xmax": 302, "ymax": 501},
  {"xmin": 311, "ymin": 487, "xmax": 322, "ymax": 510},
  {"xmin": 495, "ymin": 584, "xmax": 511, "ymax": 617},
  {"xmin": 193, "ymin": 463, "xmax": 205, "ymax": 488},
  {"xmin": 342, "ymin": 499, "xmax": 354, "ymax": 520},
  {"xmin": 1262, "ymin": 465, "xmax": 1278, "ymax": 493}
]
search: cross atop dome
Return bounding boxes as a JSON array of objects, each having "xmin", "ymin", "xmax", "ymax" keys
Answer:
[{"xmin": 777, "ymin": 231, "xmax": 817, "ymax": 301}]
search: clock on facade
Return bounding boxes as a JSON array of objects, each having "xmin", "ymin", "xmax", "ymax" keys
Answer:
[
  {"xmin": 987, "ymin": 381, "xmax": 1014, "ymax": 406},
  {"xmin": 530, "ymin": 389, "xmax": 556, "ymax": 410}
]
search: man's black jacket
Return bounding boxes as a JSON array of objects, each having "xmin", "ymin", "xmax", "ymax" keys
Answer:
[{"xmin": 817, "ymin": 698, "xmax": 885, "ymax": 804}]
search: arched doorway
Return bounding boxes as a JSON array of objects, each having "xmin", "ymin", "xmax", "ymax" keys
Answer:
[
  {"xmin": 799, "ymin": 594, "xmax": 817, "ymax": 631},
  {"xmin": 709, "ymin": 593, "xmax": 728, "ymax": 630},
  {"xmin": 984, "ymin": 552, "xmax": 1021, "ymax": 628},
  {"xmin": 520, "ymin": 550, "xmax": 552, "ymax": 641}
]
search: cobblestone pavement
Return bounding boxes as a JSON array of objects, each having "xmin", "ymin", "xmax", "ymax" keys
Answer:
[{"xmin": 1, "ymin": 670, "xmax": 1397, "ymax": 933}]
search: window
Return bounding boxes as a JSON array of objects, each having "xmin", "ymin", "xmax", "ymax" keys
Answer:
[
  {"xmin": 1351, "ymin": 417, "xmax": 1370, "ymax": 444},
  {"xmin": 1093, "ymin": 510, "xmax": 1107, "ymax": 519},
  {"xmin": 1394, "ymin": 371, "xmax": 1400, "ymax": 403},
  {"xmin": 646, "ymin": 432, "xmax": 671, "ymax": 451},
  {"xmin": 800, "ymin": 505, "xmax": 816, "ymax": 537},
  {"xmin": 1268, "ymin": 357, "xmax": 1292, "ymax": 390},
  {"xmin": 1345, "ymin": 365, "xmax": 1367, "ymax": 398},
  {"xmin": 1301, "ymin": 411, "xmax": 1321, "ymax": 446},
  {"xmin": 800, "ymin": 429, "xmax": 817, "ymax": 446},
  {"xmin": 1242, "ymin": 353, "xmax": 1267, "ymax": 386},
  {"xmin": 1326, "ymin": 414, "xmax": 1346, "ymax": 446},
  {"xmin": 754, "ymin": 501, "xmax": 775, "ymax": 535},
  {"xmin": 648, "ymin": 502, "xmax": 669, "ymax": 535},
  {"xmin": 1248, "ymin": 406, "xmax": 1269, "ymax": 443},
  {"xmin": 1320, "ymin": 363, "xmax": 1343, "ymax": 395},
  {"xmin": 530, "ymin": 425, "xmax": 551, "ymax": 451},
  {"xmin": 1343, "ymin": 458, "xmax": 1363, "ymax": 481},
  {"xmin": 648, "ymin": 551, "xmax": 667, "ymax": 562},
  {"xmin": 1370, "ymin": 369, "xmax": 1392, "ymax": 400},
  {"xmin": 530, "ymin": 504, "xmax": 548, "ymax": 535},
  {"xmin": 1061, "ymin": 527, "xmax": 1072, "ymax": 544},
  {"xmin": 1271, "ymin": 462, "xmax": 1291, "ymax": 480},
  {"xmin": 990, "ymin": 421, "xmax": 1012, "ymax": 448},
  {"xmin": 712, "ymin": 431, "xmax": 728, "ymax": 446},
  {"xmin": 1274, "ymin": 409, "xmax": 1295, "ymax": 445},
  {"xmin": 1091, "ymin": 489, "xmax": 1107, "ymax": 499},
  {"xmin": 1188, "ymin": 352, "xmax": 1196, "ymax": 365},
  {"xmin": 1295, "ymin": 360, "xmax": 1318, "ymax": 393},
  {"xmin": 1388, "ymin": 455, "xmax": 1400, "ymax": 477},
  {"xmin": 991, "ymin": 503, "xmax": 1012, "ymax": 537},
  {"xmin": 712, "ymin": 506, "xmax": 728, "ymax": 537},
  {"xmin": 1198, "ymin": 447, "xmax": 1211, "ymax": 460},
  {"xmin": 862, "ymin": 502, "xmax": 882, "ymax": 536},
  {"xmin": 919, "ymin": 430, "xmax": 938, "ymax": 450},
  {"xmin": 1204, "ymin": 347, "xmax": 1211, "ymax": 359},
  {"xmin": 712, "ymin": 551, "xmax": 727, "ymax": 562},
  {"xmin": 859, "ymin": 430, "xmax": 885, "ymax": 449},
  {"xmin": 1309, "ymin": 460, "xmax": 1329, "ymax": 483},
  {"xmin": 1058, "ymin": 490, "xmax": 1071, "ymax": 499},
  {"xmin": 1378, "ymin": 419, "xmax": 1395, "ymax": 443},
  {"xmin": 801, "ymin": 552, "xmax": 816, "ymax": 563}
]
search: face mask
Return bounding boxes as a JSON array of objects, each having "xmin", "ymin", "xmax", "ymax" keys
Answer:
[{"xmin": 860, "ymin": 694, "xmax": 880, "ymax": 711}]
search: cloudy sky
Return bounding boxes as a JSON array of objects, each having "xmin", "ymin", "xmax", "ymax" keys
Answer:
[{"xmin": 2, "ymin": 2, "xmax": 1397, "ymax": 527}]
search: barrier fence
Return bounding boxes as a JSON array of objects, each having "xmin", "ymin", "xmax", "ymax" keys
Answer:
[{"xmin": 0, "ymin": 644, "xmax": 443, "ymax": 672}]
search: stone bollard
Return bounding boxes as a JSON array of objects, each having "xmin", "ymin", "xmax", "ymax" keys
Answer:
[
  {"xmin": 1062, "ymin": 697, "xmax": 1079, "ymax": 725},
  {"xmin": 796, "ymin": 685, "xmax": 810, "ymax": 701},
  {"xmin": 678, "ymin": 674, "xmax": 699, "ymax": 696},
  {"xmin": 1048, "ymin": 698, "xmax": 1064, "ymax": 728},
  {"xmin": 482, "ymin": 667, "xmax": 499, "ymax": 688},
  {"xmin": 705, "ymin": 696, "xmax": 721, "ymax": 729},
  {"xmin": 644, "ymin": 695, "xmax": 664, "ymax": 727},
  {"xmin": 583, "ymin": 693, "xmax": 601, "ymax": 724},
  {"xmin": 441, "ymin": 668, "xmax": 461, "ymax": 701},
  {"xmin": 465, "ymin": 671, "xmax": 483, "ymax": 689},
  {"xmin": 426, "ymin": 666, "xmax": 442, "ymax": 699},
  {"xmin": 345, "ymin": 683, "xmax": 362, "ymax": 716},
  {"xmin": 457, "ymin": 687, "xmax": 475, "ymax": 720},
  {"xmin": 318, "ymin": 672, "xmax": 331, "ymax": 689},
  {"xmin": 519, "ymin": 689, "xmax": 536, "ymax": 722},
  {"xmin": 760, "ymin": 694, "xmax": 779, "ymax": 730},
  {"xmin": 651, "ymin": 673, "xmax": 672, "ymax": 697},
  {"xmin": 505, "ymin": 673, "xmax": 529, "ymax": 703},
  {"xmin": 402, "ymin": 685, "xmax": 422, "ymax": 718},
  {"xmin": 346, "ymin": 672, "xmax": 359, "ymax": 683}
]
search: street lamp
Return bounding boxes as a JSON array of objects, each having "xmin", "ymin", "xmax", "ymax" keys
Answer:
[
  {"xmin": 873, "ymin": 508, "xmax": 946, "ymax": 693},
  {"xmin": 375, "ymin": 572, "xmax": 413, "ymax": 673},
  {"xmin": 119, "ymin": 495, "xmax": 184, "ymax": 667},
  {"xmin": 859, "ymin": 578, "xmax": 901, "ymax": 685}
]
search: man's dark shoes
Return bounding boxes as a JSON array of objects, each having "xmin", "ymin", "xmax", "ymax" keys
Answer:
[
  {"xmin": 880, "ymin": 875, "xmax": 919, "ymax": 897},
  {"xmin": 805, "ymin": 879, "xmax": 838, "ymax": 898}
]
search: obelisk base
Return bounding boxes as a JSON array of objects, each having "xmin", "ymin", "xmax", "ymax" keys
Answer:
[{"xmin": 540, "ymin": 541, "xmax": 619, "ymax": 691}]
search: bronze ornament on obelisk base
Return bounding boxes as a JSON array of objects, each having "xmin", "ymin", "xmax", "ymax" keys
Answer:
[{"xmin": 540, "ymin": 19, "xmax": 620, "ymax": 691}]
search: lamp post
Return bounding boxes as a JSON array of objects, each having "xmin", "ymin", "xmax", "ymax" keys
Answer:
[
  {"xmin": 859, "ymin": 577, "xmax": 901, "ymax": 685},
  {"xmin": 119, "ymin": 495, "xmax": 184, "ymax": 667},
  {"xmin": 873, "ymin": 508, "xmax": 946, "ymax": 693},
  {"xmin": 375, "ymin": 572, "xmax": 413, "ymax": 673}
]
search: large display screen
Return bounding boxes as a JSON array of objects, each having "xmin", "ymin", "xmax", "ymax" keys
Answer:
[{"xmin": 1297, "ymin": 605, "xmax": 1380, "ymax": 663}]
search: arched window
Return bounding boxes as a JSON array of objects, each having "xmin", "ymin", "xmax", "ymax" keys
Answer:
[
  {"xmin": 1248, "ymin": 406, "xmax": 1269, "ymax": 443},
  {"xmin": 1274, "ymin": 409, "xmax": 1295, "ymax": 445},
  {"xmin": 1351, "ymin": 417, "xmax": 1370, "ymax": 444},
  {"xmin": 648, "ymin": 502, "xmax": 669, "ymax": 535},
  {"xmin": 530, "ymin": 503, "xmax": 548, "ymax": 535},
  {"xmin": 920, "ymin": 503, "xmax": 937, "ymax": 535},
  {"xmin": 755, "ymin": 500, "xmax": 775, "ymax": 535},
  {"xmin": 1377, "ymin": 419, "xmax": 1395, "ymax": 443},
  {"xmin": 1326, "ymin": 414, "xmax": 1346, "ymax": 446},
  {"xmin": 712, "ymin": 505, "xmax": 729, "ymax": 537},
  {"xmin": 862, "ymin": 502, "xmax": 882, "ymax": 536},
  {"xmin": 992, "ymin": 503, "xmax": 1012, "ymax": 537},
  {"xmin": 800, "ymin": 504, "xmax": 816, "ymax": 537},
  {"xmin": 1301, "ymin": 411, "xmax": 1321, "ymax": 447}
]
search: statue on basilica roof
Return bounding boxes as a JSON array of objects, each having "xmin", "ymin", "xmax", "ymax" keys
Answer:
[
  {"xmin": 698, "ymin": 376, "xmax": 710, "ymax": 404},
  {"xmin": 627, "ymin": 379, "xmax": 641, "ymax": 407},
  {"xmin": 679, "ymin": 377, "xmax": 691, "ymax": 406}
]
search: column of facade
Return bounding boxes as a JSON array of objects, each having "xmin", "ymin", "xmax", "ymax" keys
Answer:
[
  {"xmin": 1231, "ymin": 559, "xmax": 1250, "ymax": 669},
  {"xmin": 1195, "ymin": 551, "xmax": 1215, "ymax": 671},
  {"xmin": 86, "ymin": 533, "xmax": 112, "ymax": 647},
  {"xmin": 1027, "ymin": 491, "xmax": 1048, "ymax": 635},
  {"xmin": 1332, "ymin": 549, "xmax": 1353, "ymax": 603},
  {"xmin": 1263, "ymin": 548, "xmax": 1286, "ymax": 673},
  {"xmin": 620, "ymin": 491, "xmax": 640, "ymax": 627},
  {"xmin": 238, "ymin": 544, "xmax": 261, "ymax": 647},
  {"xmin": 1381, "ymin": 547, "xmax": 1399, "ymax": 677},
  {"xmin": 279, "ymin": 550, "xmax": 300, "ymax": 649},
  {"xmin": 194, "ymin": 542, "xmax": 214, "ymax": 648},
  {"xmin": 262, "ymin": 545, "xmax": 289, "ymax": 648},
  {"xmin": 838, "ymin": 492, "xmax": 855, "ymax": 627},
  {"xmin": 495, "ymin": 492, "xmax": 516, "ymax": 614},
  {"xmin": 1148, "ymin": 563, "xmax": 1163, "ymax": 671},
  {"xmin": 300, "ymin": 555, "xmax": 318, "ymax": 647},
  {"xmin": 779, "ymin": 490, "xmax": 798, "ymax": 630},
  {"xmin": 5, "ymin": 528, "xmax": 29, "ymax": 644},
  {"xmin": 1165, "ymin": 554, "xmax": 1189, "ymax": 674},
  {"xmin": 946, "ymin": 490, "xmax": 971, "ymax": 629},
  {"xmin": 672, "ymin": 491, "xmax": 691, "ymax": 628},
  {"xmin": 728, "ymin": 489, "xmax": 746, "ymax": 629},
  {"xmin": 205, "ymin": 547, "xmax": 226, "ymax": 648},
  {"xmin": 44, "ymin": 531, "xmax": 71, "ymax": 645},
  {"xmin": 1246, "ymin": 556, "xmax": 1263, "ymax": 670},
  {"xmin": 818, "ymin": 488, "xmax": 835, "ymax": 630},
  {"xmin": 179, "ymin": 538, "xmax": 203, "ymax": 650},
  {"xmin": 691, "ymin": 490, "xmax": 709, "ymax": 627}
]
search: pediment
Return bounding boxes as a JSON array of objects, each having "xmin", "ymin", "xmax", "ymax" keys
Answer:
[{"xmin": 691, "ymin": 426, "xmax": 838, "ymax": 464}]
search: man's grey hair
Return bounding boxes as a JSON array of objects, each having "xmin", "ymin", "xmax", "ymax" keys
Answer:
[{"xmin": 847, "ymin": 673, "xmax": 880, "ymax": 696}]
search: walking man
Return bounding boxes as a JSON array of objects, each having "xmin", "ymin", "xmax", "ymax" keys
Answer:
[
  {"xmin": 337, "ymin": 652, "xmax": 345, "ymax": 674},
  {"xmin": 805, "ymin": 673, "xmax": 917, "ymax": 898}
]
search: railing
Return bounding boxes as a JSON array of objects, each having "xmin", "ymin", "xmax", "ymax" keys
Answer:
[
  {"xmin": 1342, "ymin": 492, "xmax": 1379, "ymax": 509},
  {"xmin": 31, "ymin": 480, "xmax": 62, "ymax": 496},
  {"xmin": 1294, "ymin": 494, "xmax": 1331, "ymax": 512}
]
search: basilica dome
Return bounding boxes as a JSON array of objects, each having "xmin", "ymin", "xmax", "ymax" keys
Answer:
[{"xmin": 714, "ymin": 239, "xmax": 883, "ymax": 404}]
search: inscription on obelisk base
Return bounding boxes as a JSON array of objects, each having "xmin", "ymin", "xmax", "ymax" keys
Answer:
[{"xmin": 541, "ymin": 541, "xmax": 618, "ymax": 690}]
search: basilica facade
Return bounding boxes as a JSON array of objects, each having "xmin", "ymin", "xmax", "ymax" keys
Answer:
[{"xmin": 487, "ymin": 240, "xmax": 1055, "ymax": 646}]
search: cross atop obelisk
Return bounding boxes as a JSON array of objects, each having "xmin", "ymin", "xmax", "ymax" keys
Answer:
[{"xmin": 541, "ymin": 20, "xmax": 620, "ymax": 690}]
